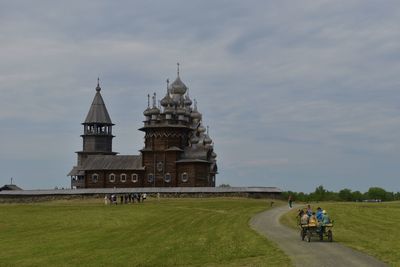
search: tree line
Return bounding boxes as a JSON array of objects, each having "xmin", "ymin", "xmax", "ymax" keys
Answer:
[{"xmin": 282, "ymin": 185, "xmax": 400, "ymax": 202}]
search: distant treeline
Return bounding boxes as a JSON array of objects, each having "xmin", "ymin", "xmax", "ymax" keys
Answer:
[{"xmin": 282, "ymin": 185, "xmax": 400, "ymax": 202}]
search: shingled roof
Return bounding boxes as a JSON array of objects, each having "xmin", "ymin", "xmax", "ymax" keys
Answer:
[
  {"xmin": 83, "ymin": 155, "xmax": 143, "ymax": 170},
  {"xmin": 68, "ymin": 155, "xmax": 144, "ymax": 176},
  {"xmin": 84, "ymin": 82, "xmax": 112, "ymax": 124}
]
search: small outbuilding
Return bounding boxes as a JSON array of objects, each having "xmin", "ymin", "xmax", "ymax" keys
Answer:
[{"xmin": 0, "ymin": 184, "xmax": 22, "ymax": 191}]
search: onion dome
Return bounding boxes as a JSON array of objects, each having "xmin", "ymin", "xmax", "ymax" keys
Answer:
[
  {"xmin": 149, "ymin": 106, "xmax": 160, "ymax": 115},
  {"xmin": 143, "ymin": 94, "xmax": 152, "ymax": 116},
  {"xmin": 190, "ymin": 99, "xmax": 202, "ymax": 120},
  {"xmin": 170, "ymin": 77, "xmax": 187, "ymax": 95},
  {"xmin": 198, "ymin": 124, "xmax": 206, "ymax": 133},
  {"xmin": 170, "ymin": 63, "xmax": 187, "ymax": 95},
  {"xmin": 190, "ymin": 110, "xmax": 202, "ymax": 120},
  {"xmin": 184, "ymin": 90, "xmax": 193, "ymax": 106},
  {"xmin": 160, "ymin": 93, "xmax": 173, "ymax": 107},
  {"xmin": 148, "ymin": 92, "xmax": 160, "ymax": 116},
  {"xmin": 204, "ymin": 134, "xmax": 212, "ymax": 144},
  {"xmin": 143, "ymin": 107, "xmax": 152, "ymax": 116},
  {"xmin": 161, "ymin": 79, "xmax": 174, "ymax": 107}
]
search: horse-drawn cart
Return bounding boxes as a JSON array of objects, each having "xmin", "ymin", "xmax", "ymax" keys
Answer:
[{"xmin": 300, "ymin": 223, "xmax": 333, "ymax": 242}]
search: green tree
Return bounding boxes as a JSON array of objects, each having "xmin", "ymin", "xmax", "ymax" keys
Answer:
[
  {"xmin": 366, "ymin": 187, "xmax": 387, "ymax": 201},
  {"xmin": 313, "ymin": 185, "xmax": 327, "ymax": 201},
  {"xmin": 338, "ymin": 188, "xmax": 353, "ymax": 201},
  {"xmin": 352, "ymin": 191, "xmax": 364, "ymax": 201}
]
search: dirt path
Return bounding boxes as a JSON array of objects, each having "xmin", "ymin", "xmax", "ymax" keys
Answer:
[{"xmin": 250, "ymin": 205, "xmax": 387, "ymax": 267}]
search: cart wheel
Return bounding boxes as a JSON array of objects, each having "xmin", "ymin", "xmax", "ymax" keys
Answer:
[
  {"xmin": 328, "ymin": 230, "xmax": 333, "ymax": 242},
  {"xmin": 307, "ymin": 230, "xmax": 311, "ymax": 242}
]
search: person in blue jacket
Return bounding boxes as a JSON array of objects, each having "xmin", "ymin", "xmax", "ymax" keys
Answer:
[{"xmin": 316, "ymin": 207, "xmax": 323, "ymax": 222}]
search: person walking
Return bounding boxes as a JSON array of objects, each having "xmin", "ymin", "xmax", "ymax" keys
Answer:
[{"xmin": 288, "ymin": 195, "xmax": 293, "ymax": 209}]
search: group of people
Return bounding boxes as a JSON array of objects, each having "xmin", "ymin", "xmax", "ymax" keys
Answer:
[
  {"xmin": 298, "ymin": 205, "xmax": 331, "ymax": 228},
  {"xmin": 104, "ymin": 193, "xmax": 147, "ymax": 205}
]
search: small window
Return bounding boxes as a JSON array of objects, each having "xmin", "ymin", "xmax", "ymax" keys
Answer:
[
  {"xmin": 164, "ymin": 173, "xmax": 171, "ymax": 183},
  {"xmin": 181, "ymin": 172, "xmax": 188, "ymax": 183},
  {"xmin": 120, "ymin": 173, "xmax": 127, "ymax": 183},
  {"xmin": 109, "ymin": 173, "xmax": 116, "ymax": 183},
  {"xmin": 148, "ymin": 173, "xmax": 154, "ymax": 183},
  {"xmin": 132, "ymin": 173, "xmax": 138, "ymax": 183},
  {"xmin": 92, "ymin": 173, "xmax": 99, "ymax": 183}
]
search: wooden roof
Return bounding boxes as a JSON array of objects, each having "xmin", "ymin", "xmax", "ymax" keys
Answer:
[
  {"xmin": 84, "ymin": 90, "xmax": 112, "ymax": 125},
  {"xmin": 68, "ymin": 155, "xmax": 144, "ymax": 176},
  {"xmin": 82, "ymin": 155, "xmax": 143, "ymax": 170}
]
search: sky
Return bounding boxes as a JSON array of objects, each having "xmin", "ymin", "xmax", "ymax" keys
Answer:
[{"xmin": 1, "ymin": 0, "xmax": 400, "ymax": 193}]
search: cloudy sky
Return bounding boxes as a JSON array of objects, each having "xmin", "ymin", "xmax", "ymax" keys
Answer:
[{"xmin": 1, "ymin": 0, "xmax": 400, "ymax": 192}]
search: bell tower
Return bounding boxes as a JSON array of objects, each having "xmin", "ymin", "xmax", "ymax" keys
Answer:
[{"xmin": 77, "ymin": 79, "xmax": 117, "ymax": 166}]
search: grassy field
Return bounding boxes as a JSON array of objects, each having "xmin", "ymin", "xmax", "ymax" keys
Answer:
[
  {"xmin": 0, "ymin": 198, "xmax": 290, "ymax": 267},
  {"xmin": 280, "ymin": 201, "xmax": 400, "ymax": 266}
]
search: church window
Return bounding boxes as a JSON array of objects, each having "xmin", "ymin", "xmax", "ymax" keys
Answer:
[
  {"xmin": 120, "ymin": 173, "xmax": 127, "ymax": 183},
  {"xmin": 181, "ymin": 172, "xmax": 188, "ymax": 183},
  {"xmin": 132, "ymin": 173, "xmax": 138, "ymax": 183},
  {"xmin": 164, "ymin": 173, "xmax": 171, "ymax": 183},
  {"xmin": 109, "ymin": 173, "xmax": 116, "ymax": 183},
  {"xmin": 148, "ymin": 173, "xmax": 154, "ymax": 183},
  {"xmin": 92, "ymin": 173, "xmax": 99, "ymax": 183}
]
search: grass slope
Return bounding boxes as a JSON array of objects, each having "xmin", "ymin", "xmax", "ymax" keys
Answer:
[
  {"xmin": 0, "ymin": 198, "xmax": 290, "ymax": 267},
  {"xmin": 280, "ymin": 201, "xmax": 400, "ymax": 266}
]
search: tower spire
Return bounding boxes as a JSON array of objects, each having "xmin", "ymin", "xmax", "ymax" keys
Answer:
[
  {"xmin": 177, "ymin": 62, "xmax": 180, "ymax": 77},
  {"xmin": 147, "ymin": 94, "xmax": 150, "ymax": 108},
  {"xmin": 166, "ymin": 78, "xmax": 170, "ymax": 93},
  {"xmin": 96, "ymin": 77, "xmax": 101, "ymax": 92},
  {"xmin": 152, "ymin": 93, "xmax": 157, "ymax": 107}
]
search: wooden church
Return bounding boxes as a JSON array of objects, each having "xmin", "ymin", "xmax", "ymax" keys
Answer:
[{"xmin": 68, "ymin": 66, "xmax": 217, "ymax": 188}]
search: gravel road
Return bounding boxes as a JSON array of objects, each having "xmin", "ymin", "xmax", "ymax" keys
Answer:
[{"xmin": 250, "ymin": 205, "xmax": 388, "ymax": 267}]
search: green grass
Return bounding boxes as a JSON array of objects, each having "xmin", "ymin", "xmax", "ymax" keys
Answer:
[
  {"xmin": 280, "ymin": 201, "xmax": 400, "ymax": 266},
  {"xmin": 0, "ymin": 198, "xmax": 290, "ymax": 267}
]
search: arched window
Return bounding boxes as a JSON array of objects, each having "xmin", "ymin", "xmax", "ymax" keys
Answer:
[
  {"xmin": 120, "ymin": 173, "xmax": 127, "ymax": 183},
  {"xmin": 109, "ymin": 173, "xmax": 116, "ymax": 183},
  {"xmin": 92, "ymin": 173, "xmax": 99, "ymax": 183},
  {"xmin": 148, "ymin": 173, "xmax": 154, "ymax": 183},
  {"xmin": 164, "ymin": 173, "xmax": 171, "ymax": 183},
  {"xmin": 181, "ymin": 172, "xmax": 188, "ymax": 183},
  {"xmin": 132, "ymin": 173, "xmax": 138, "ymax": 183}
]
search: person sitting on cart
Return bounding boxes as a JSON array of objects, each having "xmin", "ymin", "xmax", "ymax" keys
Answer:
[
  {"xmin": 300, "ymin": 211, "xmax": 309, "ymax": 226},
  {"xmin": 297, "ymin": 209, "xmax": 304, "ymax": 225},
  {"xmin": 321, "ymin": 210, "xmax": 330, "ymax": 225},
  {"xmin": 316, "ymin": 207, "xmax": 323, "ymax": 222},
  {"xmin": 308, "ymin": 212, "xmax": 317, "ymax": 227},
  {"xmin": 306, "ymin": 204, "xmax": 313, "ymax": 217}
]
